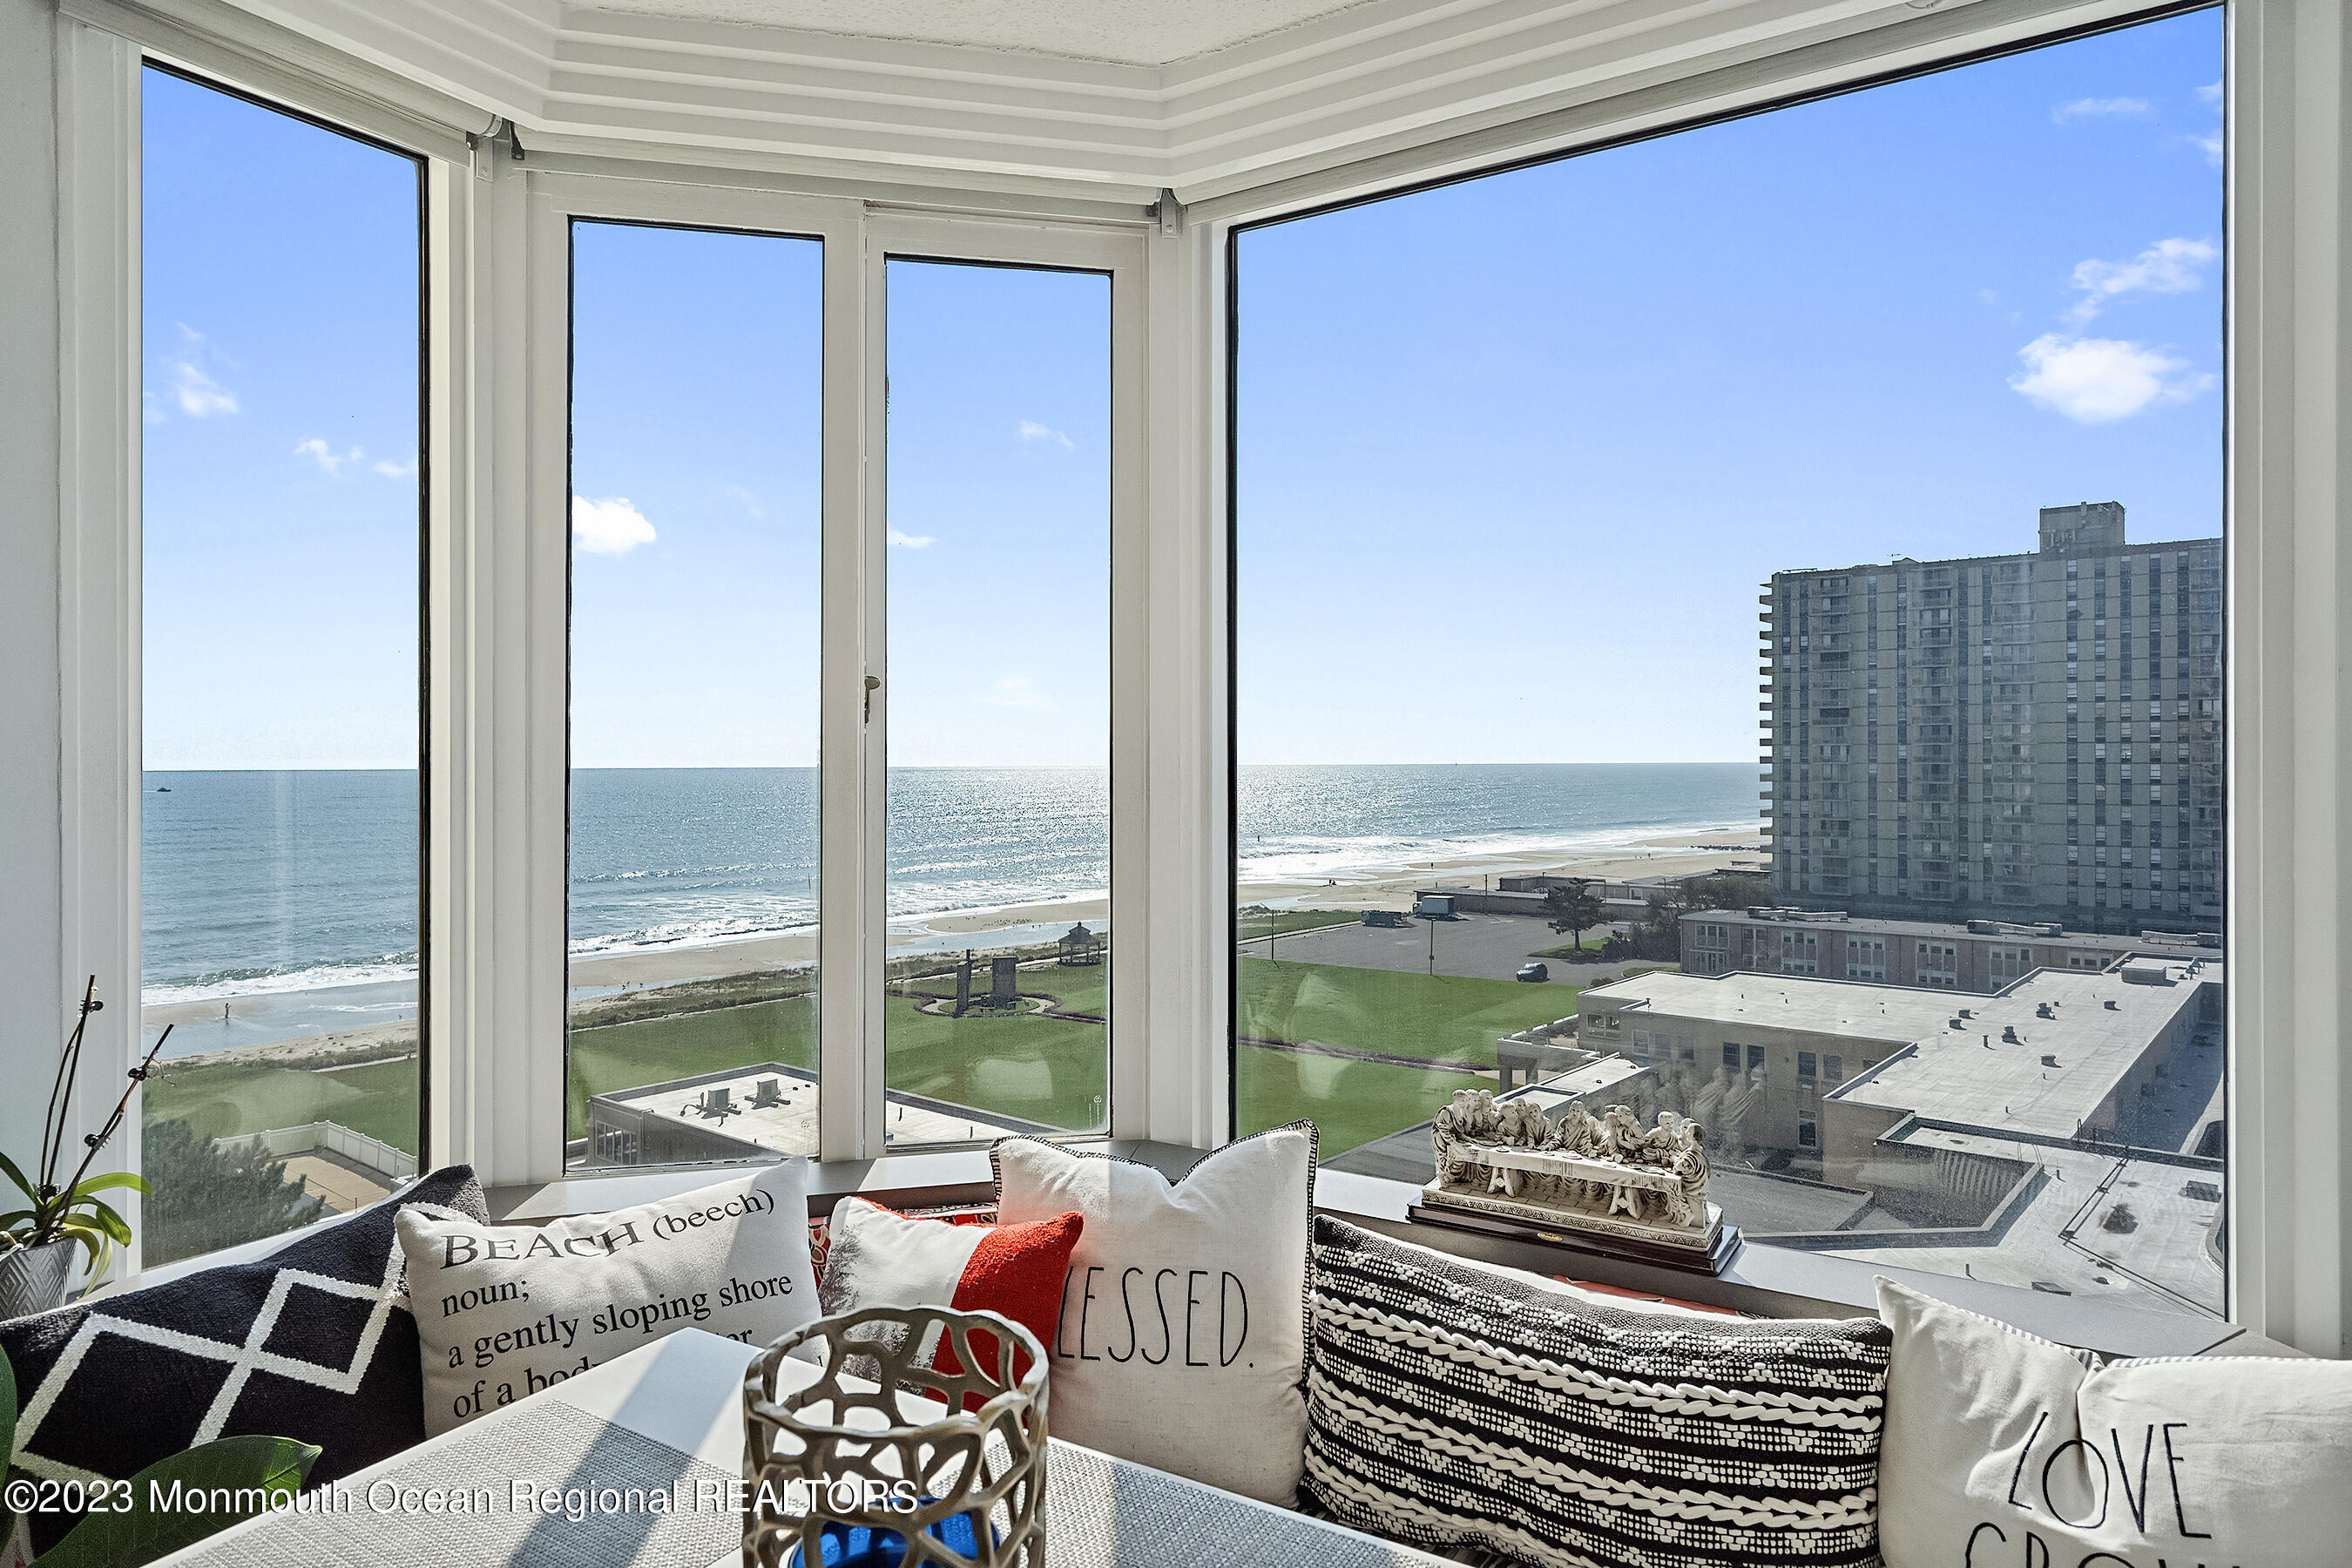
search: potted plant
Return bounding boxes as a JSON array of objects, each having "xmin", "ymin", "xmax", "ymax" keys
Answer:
[
  {"xmin": 0, "ymin": 1344, "xmax": 317, "ymax": 1568},
  {"xmin": 0, "ymin": 980, "xmax": 168, "ymax": 1321}
]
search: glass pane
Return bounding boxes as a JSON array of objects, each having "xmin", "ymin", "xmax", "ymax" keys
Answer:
[
  {"xmin": 1235, "ymin": 11, "xmax": 2227, "ymax": 1316},
  {"xmin": 566, "ymin": 221, "xmax": 824, "ymax": 1170},
  {"xmin": 884, "ymin": 260, "xmax": 1112, "ymax": 1144},
  {"xmin": 139, "ymin": 68, "xmax": 423, "ymax": 1267}
]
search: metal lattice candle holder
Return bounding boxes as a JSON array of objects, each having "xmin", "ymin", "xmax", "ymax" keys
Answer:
[{"xmin": 743, "ymin": 1305, "xmax": 1048, "ymax": 1568}]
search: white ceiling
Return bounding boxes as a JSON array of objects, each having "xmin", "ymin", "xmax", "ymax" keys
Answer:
[{"xmin": 578, "ymin": 0, "xmax": 1377, "ymax": 66}]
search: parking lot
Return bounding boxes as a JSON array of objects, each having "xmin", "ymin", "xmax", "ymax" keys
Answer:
[{"xmin": 1238, "ymin": 912, "xmax": 1666, "ymax": 990}]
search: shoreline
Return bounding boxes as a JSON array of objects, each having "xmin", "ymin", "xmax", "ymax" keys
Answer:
[{"xmin": 143, "ymin": 823, "xmax": 1763, "ymax": 1072}]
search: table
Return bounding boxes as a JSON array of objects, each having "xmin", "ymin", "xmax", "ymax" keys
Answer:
[{"xmin": 155, "ymin": 1328, "xmax": 1446, "ymax": 1567}]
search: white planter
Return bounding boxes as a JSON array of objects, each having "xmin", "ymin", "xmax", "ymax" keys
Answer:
[{"xmin": 0, "ymin": 1239, "xmax": 77, "ymax": 1321}]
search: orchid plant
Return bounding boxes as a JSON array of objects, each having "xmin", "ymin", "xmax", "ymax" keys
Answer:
[{"xmin": 0, "ymin": 979, "xmax": 169, "ymax": 1288}]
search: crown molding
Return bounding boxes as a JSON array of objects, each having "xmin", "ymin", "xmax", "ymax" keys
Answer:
[{"xmin": 108, "ymin": 0, "xmax": 2178, "ymax": 209}]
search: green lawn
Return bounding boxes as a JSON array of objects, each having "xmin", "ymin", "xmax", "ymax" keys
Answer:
[
  {"xmin": 565, "ymin": 963, "xmax": 1109, "ymax": 1139},
  {"xmin": 1236, "ymin": 957, "xmax": 1579, "ymax": 1068},
  {"xmin": 1236, "ymin": 1044, "xmax": 1491, "ymax": 1159},
  {"xmin": 1233, "ymin": 957, "xmax": 1575, "ymax": 1156},
  {"xmin": 887, "ymin": 963, "xmax": 1105, "ymax": 1131},
  {"xmin": 1234, "ymin": 909, "xmax": 1364, "ymax": 944},
  {"xmin": 567, "ymin": 996, "xmax": 820, "ymax": 1139},
  {"xmin": 144, "ymin": 1058, "xmax": 422, "ymax": 1154},
  {"xmin": 149, "ymin": 956, "xmax": 1548, "ymax": 1168}
]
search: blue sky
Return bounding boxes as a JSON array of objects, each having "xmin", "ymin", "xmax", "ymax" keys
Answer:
[
  {"xmin": 142, "ymin": 67, "xmax": 420, "ymax": 770},
  {"xmin": 1237, "ymin": 7, "xmax": 2223, "ymax": 764},
  {"xmin": 142, "ymin": 7, "xmax": 2220, "ymax": 771}
]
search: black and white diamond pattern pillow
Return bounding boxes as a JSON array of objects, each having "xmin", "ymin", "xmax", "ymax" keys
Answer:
[{"xmin": 1, "ymin": 1165, "xmax": 486, "ymax": 1556}]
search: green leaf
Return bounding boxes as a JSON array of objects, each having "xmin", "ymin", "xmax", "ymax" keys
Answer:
[
  {"xmin": 70, "ymin": 1173, "xmax": 147, "ymax": 1200},
  {"xmin": 32, "ymin": 1435, "xmax": 320, "ymax": 1568},
  {"xmin": 2, "ymin": 1343, "xmax": 19, "ymax": 1540},
  {"xmin": 78, "ymin": 1200, "xmax": 131, "ymax": 1246},
  {"xmin": 0, "ymin": 1151, "xmax": 37, "ymax": 1206}
]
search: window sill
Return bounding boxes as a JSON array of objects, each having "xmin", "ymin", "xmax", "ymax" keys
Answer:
[{"xmin": 132, "ymin": 1139, "xmax": 2298, "ymax": 1362}]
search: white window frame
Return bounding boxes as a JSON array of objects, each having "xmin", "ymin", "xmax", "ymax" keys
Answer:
[{"xmin": 24, "ymin": 0, "xmax": 2352, "ymax": 1354}]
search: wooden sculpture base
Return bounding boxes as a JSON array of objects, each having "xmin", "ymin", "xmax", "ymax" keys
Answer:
[{"xmin": 1408, "ymin": 1201, "xmax": 1746, "ymax": 1277}]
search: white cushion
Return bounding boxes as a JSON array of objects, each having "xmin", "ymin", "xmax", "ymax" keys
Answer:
[
  {"xmin": 397, "ymin": 1162, "xmax": 820, "ymax": 1436},
  {"xmin": 1876, "ymin": 1275, "xmax": 2352, "ymax": 1568},
  {"xmin": 990, "ymin": 1126, "xmax": 1315, "ymax": 1504}
]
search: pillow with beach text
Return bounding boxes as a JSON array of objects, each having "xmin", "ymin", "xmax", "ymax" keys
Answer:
[
  {"xmin": 1876, "ymin": 1275, "xmax": 2352, "ymax": 1568},
  {"xmin": 396, "ymin": 1162, "xmax": 819, "ymax": 1436},
  {"xmin": 990, "ymin": 1125, "xmax": 1316, "ymax": 1504}
]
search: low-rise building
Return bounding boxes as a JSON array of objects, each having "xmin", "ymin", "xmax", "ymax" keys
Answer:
[
  {"xmin": 1678, "ymin": 905, "xmax": 2216, "ymax": 991},
  {"xmin": 1575, "ymin": 956, "xmax": 2220, "ymax": 1171},
  {"xmin": 579, "ymin": 1063, "xmax": 1053, "ymax": 1167}
]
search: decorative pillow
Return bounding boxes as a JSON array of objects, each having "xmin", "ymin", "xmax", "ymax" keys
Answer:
[
  {"xmin": 397, "ymin": 1160, "xmax": 819, "ymax": 1436},
  {"xmin": 1306, "ymin": 1216, "xmax": 1890, "ymax": 1568},
  {"xmin": 816, "ymin": 1198, "xmax": 1082, "ymax": 1386},
  {"xmin": 990, "ymin": 1125, "xmax": 1316, "ymax": 1504},
  {"xmin": 1876, "ymin": 1275, "xmax": 2352, "ymax": 1568},
  {"xmin": 1, "ymin": 1165, "xmax": 489, "ymax": 1556}
]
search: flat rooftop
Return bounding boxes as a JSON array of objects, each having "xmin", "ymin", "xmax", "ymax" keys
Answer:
[
  {"xmin": 1819, "ymin": 1135, "xmax": 2224, "ymax": 1316},
  {"xmin": 1580, "ymin": 961, "xmax": 2221, "ymax": 1140},
  {"xmin": 598, "ymin": 1064, "xmax": 1044, "ymax": 1154},
  {"xmin": 1681, "ymin": 908, "xmax": 2214, "ymax": 950}
]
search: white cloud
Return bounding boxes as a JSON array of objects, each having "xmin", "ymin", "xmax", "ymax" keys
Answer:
[
  {"xmin": 2193, "ymin": 131, "xmax": 2222, "ymax": 168},
  {"xmin": 373, "ymin": 456, "xmax": 416, "ymax": 478},
  {"xmin": 2064, "ymin": 237, "xmax": 2215, "ymax": 324},
  {"xmin": 1017, "ymin": 419, "xmax": 1074, "ymax": 451},
  {"xmin": 571, "ymin": 495, "xmax": 657, "ymax": 555},
  {"xmin": 142, "ymin": 393, "xmax": 165, "ymax": 426},
  {"xmin": 172, "ymin": 360, "xmax": 239, "ymax": 417},
  {"xmin": 2195, "ymin": 80, "xmax": 2222, "ymax": 105},
  {"xmin": 2011, "ymin": 334, "xmax": 2213, "ymax": 423},
  {"xmin": 887, "ymin": 529, "xmax": 935, "ymax": 549},
  {"xmin": 294, "ymin": 437, "xmax": 364, "ymax": 476},
  {"xmin": 2052, "ymin": 96, "xmax": 2151, "ymax": 123},
  {"xmin": 981, "ymin": 675, "xmax": 1050, "ymax": 710},
  {"xmin": 717, "ymin": 483, "xmax": 766, "ymax": 518}
]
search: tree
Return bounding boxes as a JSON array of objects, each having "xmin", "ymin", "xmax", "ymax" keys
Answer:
[
  {"xmin": 140, "ymin": 1119, "xmax": 328, "ymax": 1267},
  {"xmin": 1543, "ymin": 879, "xmax": 1608, "ymax": 952},
  {"xmin": 1666, "ymin": 871, "xmax": 1773, "ymax": 917}
]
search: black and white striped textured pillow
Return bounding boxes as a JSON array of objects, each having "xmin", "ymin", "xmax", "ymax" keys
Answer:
[{"xmin": 1303, "ymin": 1217, "xmax": 1890, "ymax": 1568}]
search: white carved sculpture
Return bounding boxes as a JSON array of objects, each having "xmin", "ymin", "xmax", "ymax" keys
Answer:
[{"xmin": 1425, "ymin": 1089, "xmax": 1721, "ymax": 1251}]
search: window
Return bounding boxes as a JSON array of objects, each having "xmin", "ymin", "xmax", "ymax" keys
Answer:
[
  {"xmin": 883, "ymin": 259, "xmax": 1112, "ymax": 1143},
  {"xmin": 1916, "ymin": 942, "xmax": 1960, "ymax": 988},
  {"xmin": 138, "ymin": 67, "xmax": 424, "ymax": 1264},
  {"xmin": 565, "ymin": 220, "xmax": 824, "ymax": 1169},
  {"xmin": 1233, "ymin": 9, "xmax": 2226, "ymax": 1319}
]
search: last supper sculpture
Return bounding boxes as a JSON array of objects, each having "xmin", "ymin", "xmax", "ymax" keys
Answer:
[{"xmin": 1423, "ymin": 1088, "xmax": 1725, "ymax": 1253}]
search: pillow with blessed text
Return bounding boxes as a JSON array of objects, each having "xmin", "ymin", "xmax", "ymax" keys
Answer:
[
  {"xmin": 990, "ymin": 1125, "xmax": 1315, "ymax": 1504},
  {"xmin": 1876, "ymin": 1276, "xmax": 2352, "ymax": 1568},
  {"xmin": 396, "ymin": 1162, "xmax": 819, "ymax": 1435}
]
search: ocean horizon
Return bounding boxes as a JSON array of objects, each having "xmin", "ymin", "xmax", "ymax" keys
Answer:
[{"xmin": 140, "ymin": 761, "xmax": 1757, "ymax": 1024}]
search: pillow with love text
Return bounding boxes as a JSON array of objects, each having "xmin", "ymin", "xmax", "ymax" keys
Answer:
[
  {"xmin": 990, "ymin": 1125, "xmax": 1316, "ymax": 1504},
  {"xmin": 396, "ymin": 1162, "xmax": 819, "ymax": 1436},
  {"xmin": 1876, "ymin": 1275, "xmax": 2352, "ymax": 1568}
]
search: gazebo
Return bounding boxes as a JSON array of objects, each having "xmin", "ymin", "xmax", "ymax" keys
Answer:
[{"xmin": 1058, "ymin": 923, "xmax": 1105, "ymax": 966}]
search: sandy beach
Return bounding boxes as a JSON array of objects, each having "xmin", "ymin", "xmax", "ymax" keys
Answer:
[{"xmin": 150, "ymin": 825, "xmax": 1765, "ymax": 1066}]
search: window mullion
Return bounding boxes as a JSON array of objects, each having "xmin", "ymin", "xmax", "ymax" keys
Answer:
[{"xmin": 816, "ymin": 208, "xmax": 883, "ymax": 1162}]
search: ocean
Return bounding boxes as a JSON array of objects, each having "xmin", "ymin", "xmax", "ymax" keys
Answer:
[{"xmin": 139, "ymin": 762, "xmax": 1755, "ymax": 1051}]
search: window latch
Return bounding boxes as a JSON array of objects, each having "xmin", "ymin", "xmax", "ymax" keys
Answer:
[{"xmin": 864, "ymin": 674, "xmax": 881, "ymax": 722}]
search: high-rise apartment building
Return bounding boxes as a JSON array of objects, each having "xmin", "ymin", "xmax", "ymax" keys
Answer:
[{"xmin": 1761, "ymin": 504, "xmax": 2222, "ymax": 933}]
